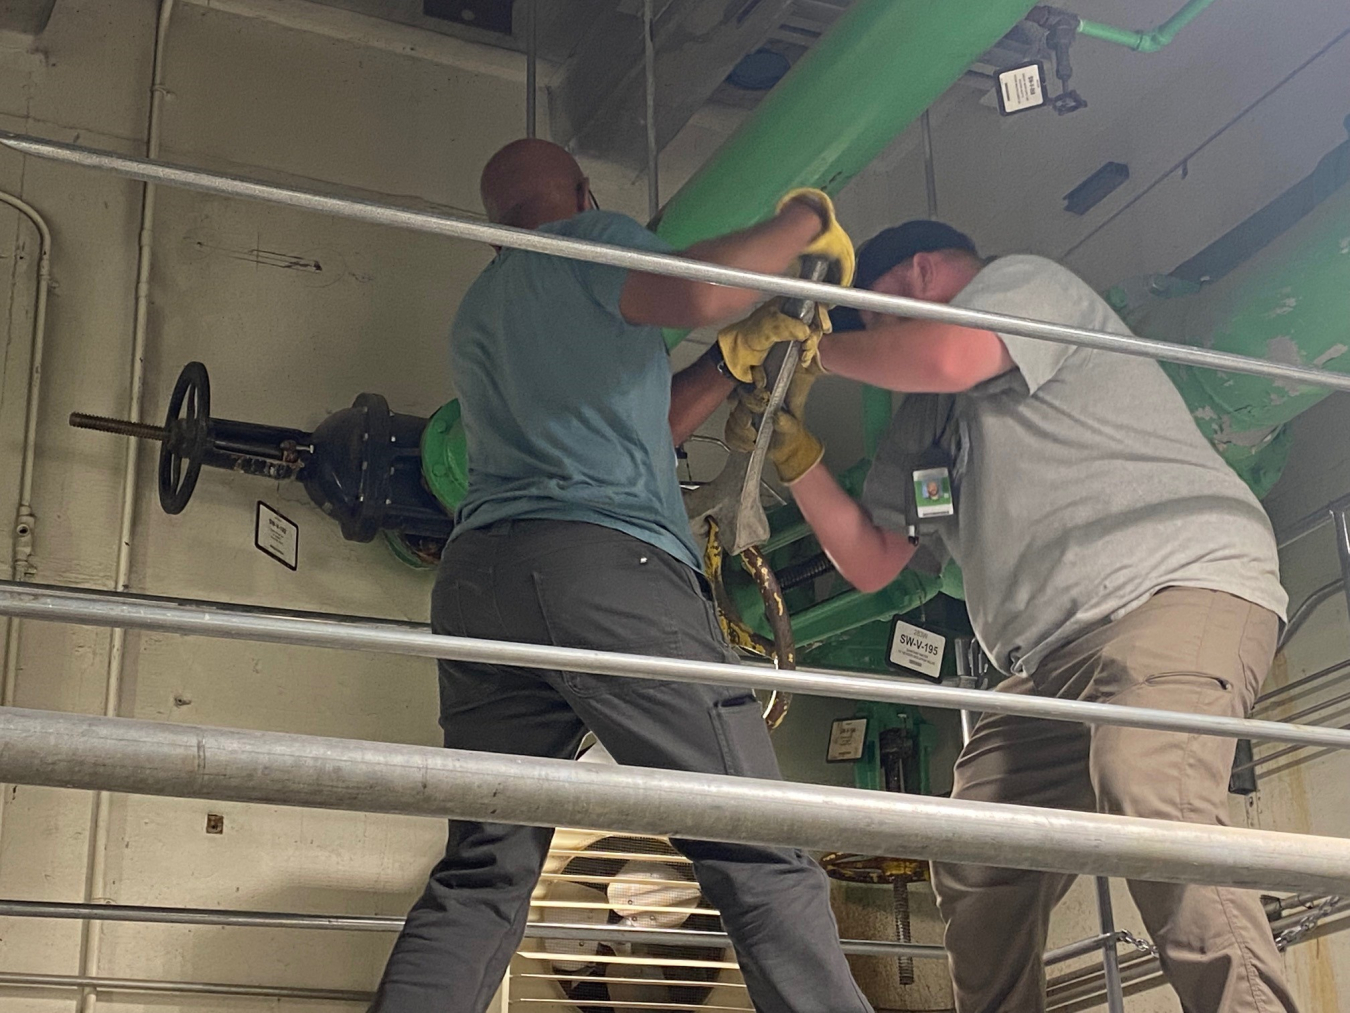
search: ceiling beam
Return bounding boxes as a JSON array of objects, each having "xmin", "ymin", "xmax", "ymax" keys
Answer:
[
  {"xmin": 549, "ymin": 0, "xmax": 797, "ymax": 171},
  {"xmin": 0, "ymin": 0, "xmax": 57, "ymax": 35},
  {"xmin": 300, "ymin": 0, "xmax": 612, "ymax": 64}
]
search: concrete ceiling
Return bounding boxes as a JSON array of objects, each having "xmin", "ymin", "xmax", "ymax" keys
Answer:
[
  {"xmin": 303, "ymin": 0, "xmax": 615, "ymax": 63},
  {"xmin": 303, "ymin": 0, "xmax": 855, "ymax": 167},
  {"xmin": 295, "ymin": 0, "xmax": 1052, "ymax": 171}
]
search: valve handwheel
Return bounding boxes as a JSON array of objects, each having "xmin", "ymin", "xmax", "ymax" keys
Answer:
[{"xmin": 157, "ymin": 361, "xmax": 211, "ymax": 515}]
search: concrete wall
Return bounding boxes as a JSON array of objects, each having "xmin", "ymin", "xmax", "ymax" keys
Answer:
[{"xmin": 0, "ymin": 0, "xmax": 1348, "ymax": 1011}]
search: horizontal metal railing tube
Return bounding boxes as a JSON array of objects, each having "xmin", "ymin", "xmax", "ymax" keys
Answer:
[
  {"xmin": 0, "ymin": 899, "xmax": 1145, "ymax": 967},
  {"xmin": 0, "ymin": 970, "xmax": 371, "ymax": 1002},
  {"xmin": 0, "ymin": 899, "xmax": 945, "ymax": 959},
  {"xmin": 1042, "ymin": 932, "xmax": 1119, "ymax": 967},
  {"xmin": 1277, "ymin": 493, "xmax": 1350, "ymax": 549},
  {"xmin": 4, "ymin": 707, "xmax": 1350, "ymax": 895},
  {"xmin": 3, "ymin": 132, "xmax": 1350, "ymax": 395},
  {"xmin": 1, "ymin": 581, "xmax": 1349, "ymax": 750}
]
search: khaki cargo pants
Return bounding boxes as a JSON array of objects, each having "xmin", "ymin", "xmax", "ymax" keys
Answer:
[{"xmin": 931, "ymin": 587, "xmax": 1299, "ymax": 1013}]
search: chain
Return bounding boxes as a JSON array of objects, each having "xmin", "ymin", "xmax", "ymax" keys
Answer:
[
  {"xmin": 1274, "ymin": 895, "xmax": 1344, "ymax": 951},
  {"xmin": 1100, "ymin": 897, "xmax": 1344, "ymax": 958},
  {"xmin": 1117, "ymin": 929, "xmax": 1158, "ymax": 957}
]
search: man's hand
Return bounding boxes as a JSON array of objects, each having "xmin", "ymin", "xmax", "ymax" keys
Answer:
[
  {"xmin": 724, "ymin": 360, "xmax": 825, "ymax": 485},
  {"xmin": 716, "ymin": 301, "xmax": 818, "ymax": 383},
  {"xmin": 777, "ymin": 189, "xmax": 856, "ymax": 294}
]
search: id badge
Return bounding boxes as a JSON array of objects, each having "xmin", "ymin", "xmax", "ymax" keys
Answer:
[{"xmin": 912, "ymin": 466, "xmax": 955, "ymax": 519}]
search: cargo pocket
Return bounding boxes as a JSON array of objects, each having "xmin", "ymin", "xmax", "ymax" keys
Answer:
[
  {"xmin": 710, "ymin": 693, "xmax": 782, "ymax": 778},
  {"xmin": 1116, "ymin": 670, "xmax": 1242, "ymax": 719}
]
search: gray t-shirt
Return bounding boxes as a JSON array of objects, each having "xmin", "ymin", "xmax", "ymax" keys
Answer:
[{"xmin": 862, "ymin": 255, "xmax": 1287, "ymax": 678}]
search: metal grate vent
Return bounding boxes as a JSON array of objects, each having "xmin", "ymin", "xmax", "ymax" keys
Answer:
[{"xmin": 516, "ymin": 830, "xmax": 750, "ymax": 1013}]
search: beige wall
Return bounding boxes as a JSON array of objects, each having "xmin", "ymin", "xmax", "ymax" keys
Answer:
[{"xmin": 0, "ymin": 2, "xmax": 735, "ymax": 1009}]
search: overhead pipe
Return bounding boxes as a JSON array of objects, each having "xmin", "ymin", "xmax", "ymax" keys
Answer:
[
  {"xmin": 1118, "ymin": 123, "xmax": 1350, "ymax": 495},
  {"xmin": 653, "ymin": 0, "xmax": 1034, "ymax": 252},
  {"xmin": 1075, "ymin": 0, "xmax": 1220, "ymax": 54},
  {"xmin": 5, "ymin": 706, "xmax": 1350, "ymax": 894}
]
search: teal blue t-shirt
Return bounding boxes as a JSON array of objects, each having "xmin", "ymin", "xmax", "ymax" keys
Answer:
[{"xmin": 448, "ymin": 210, "xmax": 700, "ymax": 570}]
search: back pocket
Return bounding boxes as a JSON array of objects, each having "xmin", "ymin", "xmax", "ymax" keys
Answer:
[{"xmin": 531, "ymin": 543, "xmax": 684, "ymax": 698}]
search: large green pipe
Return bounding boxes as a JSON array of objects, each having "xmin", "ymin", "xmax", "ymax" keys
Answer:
[
  {"xmin": 655, "ymin": 0, "xmax": 1035, "ymax": 252},
  {"xmin": 1077, "ymin": 0, "xmax": 1220, "ymax": 54},
  {"xmin": 1123, "ymin": 171, "xmax": 1350, "ymax": 496}
]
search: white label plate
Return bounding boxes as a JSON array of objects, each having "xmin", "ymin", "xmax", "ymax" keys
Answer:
[
  {"xmin": 255, "ymin": 501, "xmax": 299, "ymax": 571},
  {"xmin": 997, "ymin": 63, "xmax": 1047, "ymax": 115},
  {"xmin": 888, "ymin": 619, "xmax": 946, "ymax": 680},
  {"xmin": 826, "ymin": 717, "xmax": 868, "ymax": 763}
]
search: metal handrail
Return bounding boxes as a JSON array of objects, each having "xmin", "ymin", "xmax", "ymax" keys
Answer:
[
  {"xmin": 3, "ymin": 131, "xmax": 1350, "ymax": 395},
  {"xmin": 1, "ymin": 581, "xmax": 1347, "ymax": 749},
  {"xmin": 0, "ymin": 899, "xmax": 944, "ymax": 960},
  {"xmin": 3, "ymin": 706, "xmax": 1350, "ymax": 895},
  {"xmin": 0, "ymin": 897, "xmax": 1139, "ymax": 966}
]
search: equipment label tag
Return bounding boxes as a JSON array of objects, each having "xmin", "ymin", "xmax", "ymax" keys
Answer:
[
  {"xmin": 826, "ymin": 718, "xmax": 869, "ymax": 763},
  {"xmin": 997, "ymin": 62, "xmax": 1048, "ymax": 115},
  {"xmin": 888, "ymin": 619, "xmax": 946, "ymax": 680},
  {"xmin": 255, "ymin": 501, "xmax": 299, "ymax": 571}
]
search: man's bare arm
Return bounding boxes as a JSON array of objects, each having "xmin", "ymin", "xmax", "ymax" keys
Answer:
[
  {"xmin": 819, "ymin": 319, "xmax": 1012, "ymax": 393},
  {"xmin": 619, "ymin": 201, "xmax": 824, "ymax": 330},
  {"xmin": 788, "ymin": 462, "xmax": 916, "ymax": 593},
  {"xmin": 669, "ymin": 348, "xmax": 735, "ymax": 447}
]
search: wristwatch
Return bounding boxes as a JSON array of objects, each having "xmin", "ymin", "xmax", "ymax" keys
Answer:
[{"xmin": 709, "ymin": 341, "xmax": 738, "ymax": 382}]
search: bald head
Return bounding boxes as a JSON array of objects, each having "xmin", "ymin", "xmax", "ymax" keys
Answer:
[{"xmin": 481, "ymin": 139, "xmax": 591, "ymax": 229}]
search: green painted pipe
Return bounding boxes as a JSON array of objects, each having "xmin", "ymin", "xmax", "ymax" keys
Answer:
[
  {"xmin": 1124, "ymin": 181, "xmax": 1350, "ymax": 496},
  {"xmin": 655, "ymin": 0, "xmax": 1035, "ymax": 254},
  {"xmin": 1077, "ymin": 0, "xmax": 1220, "ymax": 54},
  {"xmin": 861, "ymin": 387, "xmax": 893, "ymax": 460}
]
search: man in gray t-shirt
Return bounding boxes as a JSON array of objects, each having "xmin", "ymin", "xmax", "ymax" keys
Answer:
[{"xmin": 741, "ymin": 221, "xmax": 1296, "ymax": 1013}]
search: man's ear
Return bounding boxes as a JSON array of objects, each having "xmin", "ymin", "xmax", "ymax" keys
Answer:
[
  {"xmin": 911, "ymin": 252, "xmax": 939, "ymax": 298},
  {"xmin": 578, "ymin": 178, "xmax": 592, "ymax": 213}
]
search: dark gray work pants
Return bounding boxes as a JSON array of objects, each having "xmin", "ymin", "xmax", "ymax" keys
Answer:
[{"xmin": 370, "ymin": 519, "xmax": 871, "ymax": 1013}]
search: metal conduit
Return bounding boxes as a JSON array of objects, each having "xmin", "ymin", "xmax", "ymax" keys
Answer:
[
  {"xmin": 4, "ymin": 707, "xmax": 1350, "ymax": 894},
  {"xmin": 1255, "ymin": 656, "xmax": 1350, "ymax": 711},
  {"xmin": 1234, "ymin": 723, "xmax": 1350, "ymax": 777},
  {"xmin": 2, "ymin": 581, "xmax": 1349, "ymax": 751},
  {"xmin": 1275, "ymin": 578, "xmax": 1345, "ymax": 654},
  {"xmin": 3, "ymin": 132, "xmax": 1350, "ymax": 396},
  {"xmin": 1277, "ymin": 493, "xmax": 1350, "ymax": 549}
]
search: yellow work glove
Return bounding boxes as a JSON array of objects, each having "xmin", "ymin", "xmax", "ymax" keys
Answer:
[
  {"xmin": 777, "ymin": 188, "xmax": 857, "ymax": 293},
  {"xmin": 723, "ymin": 360, "xmax": 825, "ymax": 485},
  {"xmin": 716, "ymin": 300, "xmax": 818, "ymax": 384}
]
